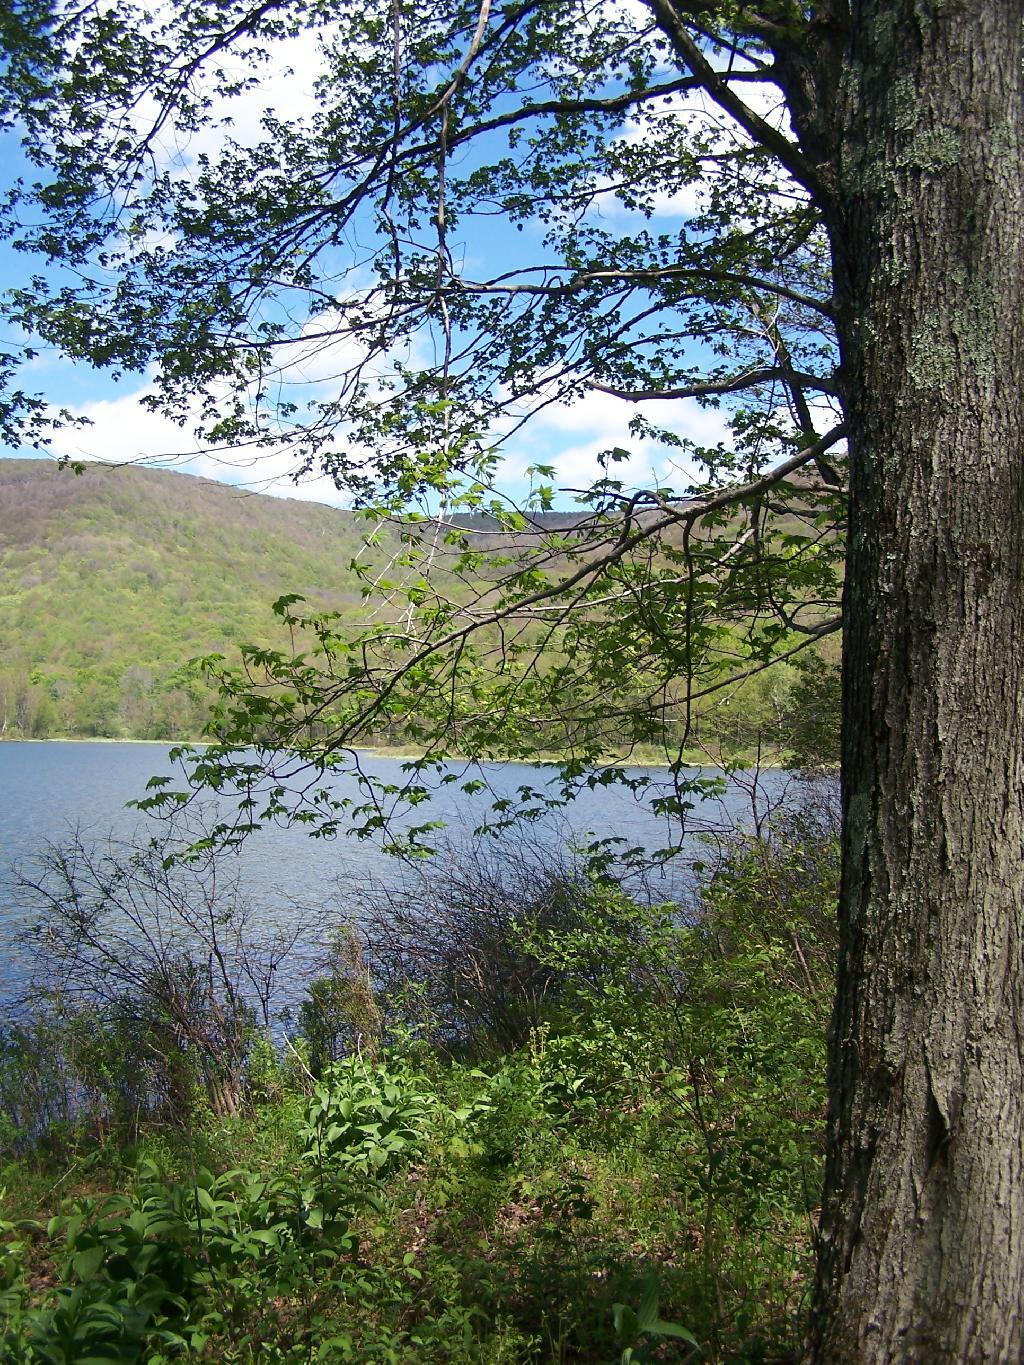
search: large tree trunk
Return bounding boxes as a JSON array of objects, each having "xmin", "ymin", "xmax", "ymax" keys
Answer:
[{"xmin": 811, "ymin": 3, "xmax": 1024, "ymax": 1358}]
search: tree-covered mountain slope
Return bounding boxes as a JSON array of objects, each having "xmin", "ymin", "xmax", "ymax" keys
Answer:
[
  {"xmin": 0, "ymin": 459, "xmax": 383, "ymax": 738},
  {"xmin": 0, "ymin": 459, "xmax": 835, "ymax": 757}
]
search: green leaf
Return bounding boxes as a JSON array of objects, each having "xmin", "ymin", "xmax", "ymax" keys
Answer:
[
  {"xmin": 637, "ymin": 1277, "xmax": 659, "ymax": 1331},
  {"xmin": 613, "ymin": 1302, "xmax": 639, "ymax": 1344},
  {"xmin": 652, "ymin": 1319, "xmax": 701, "ymax": 1347},
  {"xmin": 72, "ymin": 1245, "xmax": 106, "ymax": 1281}
]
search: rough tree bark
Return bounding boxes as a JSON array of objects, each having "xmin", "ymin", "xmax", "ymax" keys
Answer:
[{"xmin": 810, "ymin": 3, "xmax": 1024, "ymax": 1357}]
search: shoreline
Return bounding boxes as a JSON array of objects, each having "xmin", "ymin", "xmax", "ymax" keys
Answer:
[
  {"xmin": 0, "ymin": 734, "xmax": 797, "ymax": 771},
  {"xmin": 0, "ymin": 735, "xmax": 209, "ymax": 746}
]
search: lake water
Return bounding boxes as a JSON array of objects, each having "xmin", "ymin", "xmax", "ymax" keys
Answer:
[{"xmin": 0, "ymin": 741, "xmax": 796, "ymax": 1007}]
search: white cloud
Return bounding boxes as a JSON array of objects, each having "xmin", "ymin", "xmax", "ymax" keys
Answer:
[
  {"xmin": 141, "ymin": 25, "xmax": 330, "ymax": 175},
  {"xmin": 498, "ymin": 389, "xmax": 733, "ymax": 498},
  {"xmin": 36, "ymin": 282, "xmax": 413, "ymax": 507},
  {"xmin": 43, "ymin": 367, "xmax": 831, "ymax": 514},
  {"xmin": 42, "ymin": 383, "xmax": 354, "ymax": 506}
]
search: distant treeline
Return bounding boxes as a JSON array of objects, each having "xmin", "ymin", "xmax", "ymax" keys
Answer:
[{"xmin": 0, "ymin": 661, "xmax": 211, "ymax": 741}]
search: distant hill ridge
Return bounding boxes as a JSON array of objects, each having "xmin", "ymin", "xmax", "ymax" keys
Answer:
[
  {"xmin": 0, "ymin": 459, "xmax": 819, "ymax": 749},
  {"xmin": 444, "ymin": 510, "xmax": 591, "ymax": 532}
]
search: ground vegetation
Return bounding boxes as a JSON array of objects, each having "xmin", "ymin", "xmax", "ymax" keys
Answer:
[{"xmin": 1, "ymin": 801, "xmax": 837, "ymax": 1362}]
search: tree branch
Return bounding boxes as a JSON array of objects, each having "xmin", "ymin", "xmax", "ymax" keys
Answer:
[
  {"xmin": 643, "ymin": 0, "xmax": 824, "ymax": 200},
  {"xmin": 457, "ymin": 267, "xmax": 834, "ymax": 317},
  {"xmin": 589, "ymin": 366, "xmax": 840, "ymax": 402}
]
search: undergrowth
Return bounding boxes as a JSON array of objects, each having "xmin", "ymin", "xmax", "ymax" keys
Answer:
[{"xmin": 0, "ymin": 798, "xmax": 838, "ymax": 1362}]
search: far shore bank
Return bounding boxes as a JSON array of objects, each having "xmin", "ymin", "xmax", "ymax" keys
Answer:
[
  {"xmin": 0, "ymin": 734, "xmax": 209, "ymax": 746},
  {"xmin": 0, "ymin": 734, "xmax": 801, "ymax": 771}
]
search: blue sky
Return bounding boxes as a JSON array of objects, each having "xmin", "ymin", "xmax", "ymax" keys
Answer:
[{"xmin": 0, "ymin": 23, "xmax": 748, "ymax": 509}]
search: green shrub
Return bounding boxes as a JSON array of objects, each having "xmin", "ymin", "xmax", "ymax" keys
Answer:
[
  {"xmin": 294, "ymin": 930, "xmax": 383, "ymax": 1077},
  {"xmin": 299, "ymin": 1055, "xmax": 437, "ymax": 1181}
]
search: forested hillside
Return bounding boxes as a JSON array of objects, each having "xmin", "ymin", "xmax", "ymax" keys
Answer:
[
  {"xmin": 0, "ymin": 460, "xmax": 383, "ymax": 739},
  {"xmin": 0, "ymin": 459, "xmax": 836, "ymax": 758}
]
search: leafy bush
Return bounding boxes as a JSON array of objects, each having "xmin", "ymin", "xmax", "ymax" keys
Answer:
[
  {"xmin": 350, "ymin": 833, "xmax": 651, "ymax": 1056},
  {"xmin": 293, "ymin": 930, "xmax": 383, "ymax": 1076},
  {"xmin": 299, "ymin": 1055, "xmax": 436, "ymax": 1181}
]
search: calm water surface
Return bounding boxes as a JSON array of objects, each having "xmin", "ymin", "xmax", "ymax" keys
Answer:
[{"xmin": 0, "ymin": 741, "xmax": 791, "ymax": 1003}]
